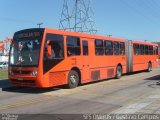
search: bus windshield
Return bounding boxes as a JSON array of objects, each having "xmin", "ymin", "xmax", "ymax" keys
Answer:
[
  {"xmin": 10, "ymin": 39, "xmax": 41, "ymax": 66},
  {"xmin": 9, "ymin": 29, "xmax": 44, "ymax": 67}
]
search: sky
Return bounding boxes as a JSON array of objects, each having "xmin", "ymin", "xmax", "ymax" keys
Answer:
[{"xmin": 0, "ymin": 0, "xmax": 160, "ymax": 42}]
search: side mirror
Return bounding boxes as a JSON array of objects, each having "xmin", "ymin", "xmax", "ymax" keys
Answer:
[{"xmin": 46, "ymin": 40, "xmax": 52, "ymax": 57}]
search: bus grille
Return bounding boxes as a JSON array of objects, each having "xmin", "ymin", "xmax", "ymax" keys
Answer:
[
  {"xmin": 107, "ymin": 68, "xmax": 114, "ymax": 78},
  {"xmin": 91, "ymin": 70, "xmax": 100, "ymax": 81},
  {"xmin": 12, "ymin": 70, "xmax": 31, "ymax": 75},
  {"xmin": 11, "ymin": 79, "xmax": 35, "ymax": 86}
]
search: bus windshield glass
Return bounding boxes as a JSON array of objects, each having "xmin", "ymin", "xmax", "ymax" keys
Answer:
[{"xmin": 9, "ymin": 29, "xmax": 44, "ymax": 66}]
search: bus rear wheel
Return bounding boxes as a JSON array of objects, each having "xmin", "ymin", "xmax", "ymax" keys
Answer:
[
  {"xmin": 116, "ymin": 66, "xmax": 122, "ymax": 79},
  {"xmin": 147, "ymin": 62, "xmax": 152, "ymax": 72},
  {"xmin": 67, "ymin": 70, "xmax": 79, "ymax": 89}
]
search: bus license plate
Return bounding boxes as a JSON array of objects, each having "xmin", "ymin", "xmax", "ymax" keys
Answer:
[{"xmin": 17, "ymin": 78, "xmax": 23, "ymax": 81}]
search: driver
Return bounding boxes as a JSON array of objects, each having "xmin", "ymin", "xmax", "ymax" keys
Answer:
[{"xmin": 46, "ymin": 40, "xmax": 55, "ymax": 59}]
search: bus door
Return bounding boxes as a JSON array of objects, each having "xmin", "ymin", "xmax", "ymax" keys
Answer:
[{"xmin": 82, "ymin": 40, "xmax": 90, "ymax": 82}]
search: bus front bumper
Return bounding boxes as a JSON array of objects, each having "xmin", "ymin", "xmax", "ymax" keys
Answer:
[{"xmin": 9, "ymin": 75, "xmax": 38, "ymax": 87}]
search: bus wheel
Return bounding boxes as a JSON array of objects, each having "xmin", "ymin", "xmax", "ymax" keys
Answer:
[
  {"xmin": 67, "ymin": 70, "xmax": 79, "ymax": 89},
  {"xmin": 147, "ymin": 62, "xmax": 152, "ymax": 72},
  {"xmin": 116, "ymin": 66, "xmax": 122, "ymax": 79}
]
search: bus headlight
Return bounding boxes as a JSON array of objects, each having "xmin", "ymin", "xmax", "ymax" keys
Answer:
[{"xmin": 31, "ymin": 70, "xmax": 38, "ymax": 76}]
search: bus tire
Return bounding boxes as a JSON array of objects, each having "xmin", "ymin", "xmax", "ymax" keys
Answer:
[
  {"xmin": 147, "ymin": 62, "xmax": 152, "ymax": 72},
  {"xmin": 67, "ymin": 70, "xmax": 79, "ymax": 89},
  {"xmin": 115, "ymin": 65, "xmax": 122, "ymax": 79}
]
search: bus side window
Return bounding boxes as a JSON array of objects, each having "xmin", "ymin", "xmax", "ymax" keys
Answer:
[
  {"xmin": 148, "ymin": 46, "xmax": 153, "ymax": 55},
  {"xmin": 140, "ymin": 44, "xmax": 144, "ymax": 55},
  {"xmin": 113, "ymin": 41, "xmax": 119, "ymax": 55},
  {"xmin": 153, "ymin": 46, "xmax": 156, "ymax": 55},
  {"xmin": 145, "ymin": 45, "xmax": 149, "ymax": 55},
  {"xmin": 82, "ymin": 41, "xmax": 88, "ymax": 56},
  {"xmin": 105, "ymin": 40, "xmax": 113, "ymax": 55},
  {"xmin": 44, "ymin": 34, "xmax": 64, "ymax": 59},
  {"xmin": 134, "ymin": 44, "xmax": 140, "ymax": 55},
  {"xmin": 67, "ymin": 36, "xmax": 81, "ymax": 56},
  {"xmin": 95, "ymin": 39, "xmax": 104, "ymax": 56},
  {"xmin": 120, "ymin": 42, "xmax": 125, "ymax": 55},
  {"xmin": 156, "ymin": 47, "xmax": 158, "ymax": 55}
]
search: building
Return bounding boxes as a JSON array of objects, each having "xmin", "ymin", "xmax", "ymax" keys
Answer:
[
  {"xmin": 0, "ymin": 55, "xmax": 8, "ymax": 62},
  {"xmin": 0, "ymin": 38, "xmax": 12, "ymax": 55}
]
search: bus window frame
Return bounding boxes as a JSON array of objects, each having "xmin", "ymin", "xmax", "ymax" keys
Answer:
[
  {"xmin": 66, "ymin": 36, "xmax": 81, "ymax": 56},
  {"xmin": 113, "ymin": 41, "xmax": 120, "ymax": 55},
  {"xmin": 44, "ymin": 33, "xmax": 64, "ymax": 60},
  {"xmin": 82, "ymin": 40, "xmax": 89, "ymax": 56},
  {"xmin": 148, "ymin": 45, "xmax": 153, "ymax": 55},
  {"xmin": 139, "ymin": 44, "xmax": 145, "ymax": 55},
  {"xmin": 104, "ymin": 40, "xmax": 113, "ymax": 56},
  {"xmin": 145, "ymin": 45, "xmax": 149, "ymax": 55},
  {"xmin": 95, "ymin": 39, "xmax": 104, "ymax": 56},
  {"xmin": 120, "ymin": 42, "xmax": 125, "ymax": 55},
  {"xmin": 133, "ymin": 44, "xmax": 140, "ymax": 55}
]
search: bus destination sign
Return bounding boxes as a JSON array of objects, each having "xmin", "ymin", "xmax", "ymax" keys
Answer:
[{"xmin": 16, "ymin": 32, "xmax": 41, "ymax": 39}]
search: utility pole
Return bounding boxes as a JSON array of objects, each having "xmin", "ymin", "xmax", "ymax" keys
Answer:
[
  {"xmin": 108, "ymin": 35, "xmax": 112, "ymax": 37},
  {"xmin": 144, "ymin": 40, "xmax": 148, "ymax": 42},
  {"xmin": 59, "ymin": 0, "xmax": 97, "ymax": 34},
  {"xmin": 37, "ymin": 23, "xmax": 43, "ymax": 28}
]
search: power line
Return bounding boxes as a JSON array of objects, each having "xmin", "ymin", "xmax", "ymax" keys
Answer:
[
  {"xmin": 146, "ymin": 0, "xmax": 160, "ymax": 13},
  {"xmin": 121, "ymin": 0, "xmax": 160, "ymax": 26},
  {"xmin": 135, "ymin": 0, "xmax": 160, "ymax": 21}
]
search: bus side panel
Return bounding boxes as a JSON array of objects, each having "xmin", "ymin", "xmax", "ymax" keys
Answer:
[
  {"xmin": 80, "ymin": 38, "xmax": 91, "ymax": 83},
  {"xmin": 89, "ymin": 56, "xmax": 126, "ymax": 81},
  {"xmin": 89, "ymin": 40, "xmax": 126, "ymax": 82},
  {"xmin": 37, "ymin": 30, "xmax": 47, "ymax": 87},
  {"xmin": 133, "ymin": 55, "xmax": 158, "ymax": 72},
  {"xmin": 41, "ymin": 35, "xmax": 70, "ymax": 88},
  {"xmin": 133, "ymin": 56, "xmax": 147, "ymax": 72},
  {"xmin": 151, "ymin": 55, "xmax": 159, "ymax": 68},
  {"xmin": 42, "ymin": 59, "xmax": 73, "ymax": 87},
  {"xmin": 132, "ymin": 42, "xmax": 159, "ymax": 72}
]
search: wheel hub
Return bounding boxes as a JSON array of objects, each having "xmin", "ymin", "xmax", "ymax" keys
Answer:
[{"xmin": 70, "ymin": 75, "xmax": 76, "ymax": 84}]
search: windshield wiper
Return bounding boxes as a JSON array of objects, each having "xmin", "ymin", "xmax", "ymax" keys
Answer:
[{"xmin": 29, "ymin": 54, "xmax": 32, "ymax": 62}]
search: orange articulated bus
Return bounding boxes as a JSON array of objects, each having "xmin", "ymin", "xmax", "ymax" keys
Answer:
[
  {"xmin": 126, "ymin": 40, "xmax": 159, "ymax": 73},
  {"xmin": 8, "ymin": 28, "xmax": 159, "ymax": 88}
]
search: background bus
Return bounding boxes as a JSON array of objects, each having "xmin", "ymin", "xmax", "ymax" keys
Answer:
[{"xmin": 8, "ymin": 28, "xmax": 159, "ymax": 88}]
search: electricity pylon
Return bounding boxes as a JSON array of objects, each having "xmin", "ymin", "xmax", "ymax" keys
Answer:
[{"xmin": 59, "ymin": 0, "xmax": 97, "ymax": 34}]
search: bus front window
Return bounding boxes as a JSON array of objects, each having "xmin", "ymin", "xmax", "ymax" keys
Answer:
[
  {"xmin": 43, "ymin": 34, "xmax": 64, "ymax": 73},
  {"xmin": 44, "ymin": 34, "xmax": 64, "ymax": 60},
  {"xmin": 10, "ymin": 39, "xmax": 41, "ymax": 66}
]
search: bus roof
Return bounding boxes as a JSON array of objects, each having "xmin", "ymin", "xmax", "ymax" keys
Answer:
[
  {"xmin": 13, "ymin": 28, "xmax": 158, "ymax": 46},
  {"xmin": 132, "ymin": 40, "xmax": 158, "ymax": 46},
  {"xmin": 45, "ymin": 28, "xmax": 126, "ymax": 42}
]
